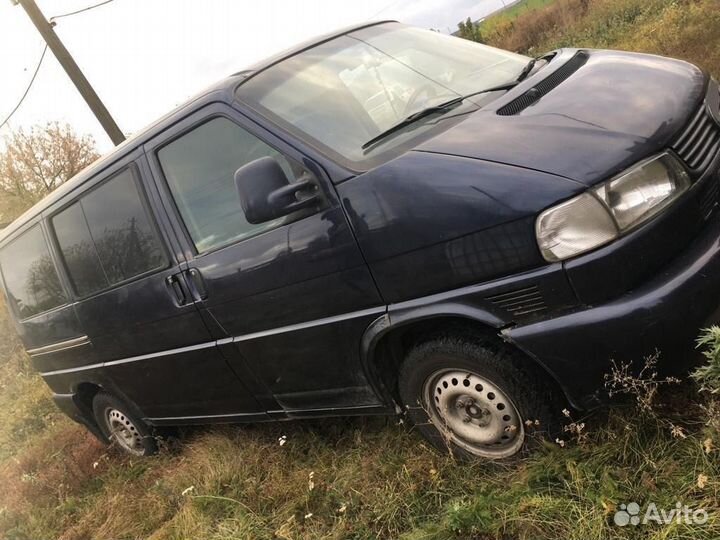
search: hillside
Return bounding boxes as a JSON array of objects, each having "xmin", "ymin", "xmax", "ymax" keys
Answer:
[{"xmin": 485, "ymin": 0, "xmax": 719, "ymax": 78}]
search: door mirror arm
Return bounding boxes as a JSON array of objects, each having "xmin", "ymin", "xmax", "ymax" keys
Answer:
[{"xmin": 267, "ymin": 174, "xmax": 319, "ymax": 213}]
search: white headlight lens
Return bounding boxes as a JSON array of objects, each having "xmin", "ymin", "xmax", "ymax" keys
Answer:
[
  {"xmin": 594, "ymin": 153, "xmax": 690, "ymax": 231},
  {"xmin": 536, "ymin": 153, "xmax": 690, "ymax": 262},
  {"xmin": 536, "ymin": 192, "xmax": 618, "ymax": 262}
]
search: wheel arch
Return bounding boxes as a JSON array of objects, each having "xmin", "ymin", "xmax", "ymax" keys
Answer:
[
  {"xmin": 362, "ymin": 305, "xmax": 575, "ymax": 409},
  {"xmin": 70, "ymin": 381, "xmax": 108, "ymax": 442},
  {"xmin": 68, "ymin": 379, "xmax": 151, "ymax": 440},
  {"xmin": 74, "ymin": 381, "xmax": 102, "ymax": 411}
]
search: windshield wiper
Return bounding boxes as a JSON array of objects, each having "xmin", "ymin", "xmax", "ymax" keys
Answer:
[
  {"xmin": 464, "ymin": 58, "xmax": 540, "ymax": 98},
  {"xmin": 515, "ymin": 58, "xmax": 538, "ymax": 83},
  {"xmin": 361, "ymin": 67, "xmax": 540, "ymax": 152},
  {"xmin": 361, "ymin": 96, "xmax": 464, "ymax": 150}
]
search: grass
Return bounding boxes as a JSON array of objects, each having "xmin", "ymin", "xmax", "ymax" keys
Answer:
[
  {"xmin": 480, "ymin": 0, "xmax": 556, "ymax": 35},
  {"xmin": 3, "ymin": 1, "xmax": 720, "ymax": 537},
  {"xmin": 2, "ymin": 350, "xmax": 720, "ymax": 539},
  {"xmin": 484, "ymin": 0, "xmax": 720, "ymax": 78}
]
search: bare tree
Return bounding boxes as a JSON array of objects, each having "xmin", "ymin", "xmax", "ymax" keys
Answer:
[{"xmin": 0, "ymin": 122, "xmax": 99, "ymax": 223}]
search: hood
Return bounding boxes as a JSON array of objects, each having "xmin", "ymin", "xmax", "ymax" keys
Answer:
[{"xmin": 416, "ymin": 49, "xmax": 707, "ymax": 186}]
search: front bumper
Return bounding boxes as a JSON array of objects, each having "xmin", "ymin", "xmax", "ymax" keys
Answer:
[{"xmin": 505, "ymin": 210, "xmax": 720, "ymax": 409}]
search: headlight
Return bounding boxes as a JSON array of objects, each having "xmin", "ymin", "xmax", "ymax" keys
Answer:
[
  {"xmin": 536, "ymin": 153, "xmax": 690, "ymax": 262},
  {"xmin": 594, "ymin": 153, "xmax": 690, "ymax": 231}
]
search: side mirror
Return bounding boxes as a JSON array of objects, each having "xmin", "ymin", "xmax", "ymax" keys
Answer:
[{"xmin": 234, "ymin": 156, "xmax": 320, "ymax": 224}]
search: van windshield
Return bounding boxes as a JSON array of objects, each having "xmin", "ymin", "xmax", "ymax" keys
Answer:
[{"xmin": 237, "ymin": 23, "xmax": 527, "ymax": 167}]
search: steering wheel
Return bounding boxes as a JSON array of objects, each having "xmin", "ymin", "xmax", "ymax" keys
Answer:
[{"xmin": 402, "ymin": 84, "xmax": 438, "ymax": 117}]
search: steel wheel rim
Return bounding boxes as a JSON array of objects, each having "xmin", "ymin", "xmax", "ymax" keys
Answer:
[
  {"xmin": 423, "ymin": 369, "xmax": 524, "ymax": 458},
  {"xmin": 106, "ymin": 408, "xmax": 145, "ymax": 455}
]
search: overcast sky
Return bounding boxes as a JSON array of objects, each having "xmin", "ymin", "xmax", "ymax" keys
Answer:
[{"xmin": 0, "ymin": 0, "xmax": 510, "ymax": 152}]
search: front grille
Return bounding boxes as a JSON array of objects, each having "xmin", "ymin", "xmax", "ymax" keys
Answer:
[
  {"xmin": 671, "ymin": 87, "xmax": 720, "ymax": 176},
  {"xmin": 486, "ymin": 285, "xmax": 546, "ymax": 316},
  {"xmin": 699, "ymin": 173, "xmax": 720, "ymax": 219}
]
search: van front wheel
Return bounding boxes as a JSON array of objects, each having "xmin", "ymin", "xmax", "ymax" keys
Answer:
[
  {"xmin": 92, "ymin": 392, "xmax": 158, "ymax": 456},
  {"xmin": 398, "ymin": 337, "xmax": 562, "ymax": 460}
]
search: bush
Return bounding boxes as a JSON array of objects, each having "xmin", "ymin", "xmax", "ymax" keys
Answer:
[
  {"xmin": 694, "ymin": 327, "xmax": 720, "ymax": 395},
  {"xmin": 486, "ymin": 0, "xmax": 593, "ymax": 53}
]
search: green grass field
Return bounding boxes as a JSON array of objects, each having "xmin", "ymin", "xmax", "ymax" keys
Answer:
[
  {"xmin": 481, "ymin": 0, "xmax": 556, "ymax": 34},
  {"xmin": 2, "ymin": 1, "xmax": 720, "ymax": 538}
]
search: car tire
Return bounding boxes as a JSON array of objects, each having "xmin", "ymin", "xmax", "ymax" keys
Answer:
[
  {"xmin": 92, "ymin": 392, "xmax": 158, "ymax": 456},
  {"xmin": 398, "ymin": 336, "xmax": 563, "ymax": 460}
]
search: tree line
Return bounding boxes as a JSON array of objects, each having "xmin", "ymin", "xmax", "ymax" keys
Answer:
[{"xmin": 0, "ymin": 123, "xmax": 98, "ymax": 226}]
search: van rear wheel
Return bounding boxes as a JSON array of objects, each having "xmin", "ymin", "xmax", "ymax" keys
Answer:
[
  {"xmin": 398, "ymin": 337, "xmax": 563, "ymax": 460},
  {"xmin": 92, "ymin": 392, "xmax": 157, "ymax": 456}
]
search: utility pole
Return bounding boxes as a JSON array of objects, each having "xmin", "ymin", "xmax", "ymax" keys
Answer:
[{"xmin": 12, "ymin": 0, "xmax": 125, "ymax": 145}]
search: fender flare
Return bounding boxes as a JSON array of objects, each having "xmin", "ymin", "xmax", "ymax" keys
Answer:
[{"xmin": 360, "ymin": 302, "xmax": 505, "ymax": 403}]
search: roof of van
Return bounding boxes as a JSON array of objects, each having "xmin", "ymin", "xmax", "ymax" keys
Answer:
[{"xmin": 0, "ymin": 19, "xmax": 395, "ymax": 245}]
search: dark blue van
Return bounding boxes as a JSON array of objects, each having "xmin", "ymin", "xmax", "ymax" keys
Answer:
[{"xmin": 1, "ymin": 22, "xmax": 719, "ymax": 459}]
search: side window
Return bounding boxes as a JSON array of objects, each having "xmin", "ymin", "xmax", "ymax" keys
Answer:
[
  {"xmin": 157, "ymin": 117, "xmax": 300, "ymax": 253},
  {"xmin": 53, "ymin": 202, "xmax": 106, "ymax": 297},
  {"xmin": 52, "ymin": 168, "xmax": 166, "ymax": 297},
  {"xmin": 0, "ymin": 225, "xmax": 67, "ymax": 319}
]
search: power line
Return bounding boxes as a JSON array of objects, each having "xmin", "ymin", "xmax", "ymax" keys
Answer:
[
  {"xmin": 49, "ymin": 0, "xmax": 115, "ymax": 22},
  {"xmin": 15, "ymin": 0, "xmax": 125, "ymax": 144},
  {"xmin": 0, "ymin": 44, "xmax": 48, "ymax": 132}
]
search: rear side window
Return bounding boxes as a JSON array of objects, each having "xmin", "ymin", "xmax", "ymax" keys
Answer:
[
  {"xmin": 0, "ymin": 225, "xmax": 67, "ymax": 319},
  {"xmin": 156, "ymin": 117, "xmax": 298, "ymax": 253},
  {"xmin": 53, "ymin": 202, "xmax": 106, "ymax": 296},
  {"xmin": 52, "ymin": 168, "xmax": 166, "ymax": 297}
]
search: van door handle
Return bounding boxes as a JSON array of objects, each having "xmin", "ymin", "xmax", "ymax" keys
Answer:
[
  {"xmin": 165, "ymin": 274, "xmax": 188, "ymax": 306},
  {"xmin": 186, "ymin": 268, "xmax": 208, "ymax": 300}
]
